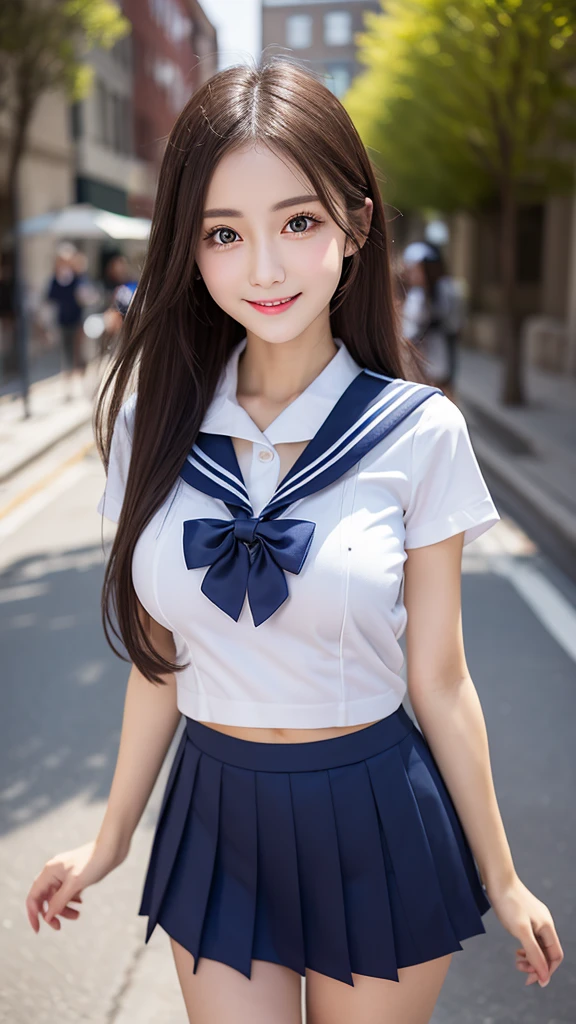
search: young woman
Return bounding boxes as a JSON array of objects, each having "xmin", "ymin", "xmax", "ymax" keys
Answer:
[{"xmin": 25, "ymin": 59, "xmax": 563, "ymax": 1024}]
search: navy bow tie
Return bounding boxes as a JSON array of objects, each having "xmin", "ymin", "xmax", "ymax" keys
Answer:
[
  {"xmin": 179, "ymin": 372, "xmax": 442, "ymax": 626},
  {"xmin": 183, "ymin": 513, "xmax": 315, "ymax": 626}
]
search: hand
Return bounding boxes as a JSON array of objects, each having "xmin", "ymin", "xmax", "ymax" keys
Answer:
[
  {"xmin": 25, "ymin": 838, "xmax": 128, "ymax": 934},
  {"xmin": 486, "ymin": 874, "xmax": 564, "ymax": 987}
]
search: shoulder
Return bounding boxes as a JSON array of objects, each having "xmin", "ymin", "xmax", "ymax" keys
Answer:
[
  {"xmin": 379, "ymin": 379, "xmax": 464, "ymax": 436},
  {"xmin": 380, "ymin": 386, "xmax": 471, "ymax": 457},
  {"xmin": 105, "ymin": 393, "xmax": 137, "ymax": 470},
  {"xmin": 410, "ymin": 391, "xmax": 474, "ymax": 460},
  {"xmin": 412, "ymin": 391, "xmax": 468, "ymax": 436},
  {"xmin": 114, "ymin": 392, "xmax": 137, "ymax": 441}
]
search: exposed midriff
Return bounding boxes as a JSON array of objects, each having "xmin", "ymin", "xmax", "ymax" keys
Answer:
[{"xmin": 195, "ymin": 720, "xmax": 383, "ymax": 744}]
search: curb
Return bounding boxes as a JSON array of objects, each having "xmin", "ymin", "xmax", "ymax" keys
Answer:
[{"xmin": 459, "ymin": 404, "xmax": 576, "ymax": 554}]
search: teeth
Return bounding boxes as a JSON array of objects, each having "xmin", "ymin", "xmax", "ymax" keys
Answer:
[{"xmin": 257, "ymin": 297, "xmax": 293, "ymax": 306}]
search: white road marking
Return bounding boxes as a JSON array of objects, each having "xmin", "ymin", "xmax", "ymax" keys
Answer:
[
  {"xmin": 489, "ymin": 553, "xmax": 576, "ymax": 665},
  {"xmin": 472, "ymin": 520, "xmax": 576, "ymax": 665}
]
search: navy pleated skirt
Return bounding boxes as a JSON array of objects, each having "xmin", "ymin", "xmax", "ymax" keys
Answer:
[{"xmin": 138, "ymin": 704, "xmax": 490, "ymax": 986}]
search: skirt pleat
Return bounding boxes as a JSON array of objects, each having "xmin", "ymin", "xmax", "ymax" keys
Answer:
[
  {"xmin": 137, "ymin": 707, "xmax": 490, "ymax": 987},
  {"xmin": 253, "ymin": 771, "xmax": 306, "ymax": 975},
  {"xmin": 327, "ymin": 761, "xmax": 398, "ymax": 981},
  {"xmin": 289, "ymin": 769, "xmax": 353, "ymax": 985},
  {"xmin": 139, "ymin": 737, "xmax": 200, "ymax": 942},
  {"xmin": 366, "ymin": 743, "xmax": 464, "ymax": 964},
  {"xmin": 401, "ymin": 736, "xmax": 490, "ymax": 936},
  {"xmin": 408, "ymin": 728, "xmax": 491, "ymax": 919},
  {"xmin": 196, "ymin": 764, "xmax": 258, "ymax": 979},
  {"xmin": 155, "ymin": 752, "xmax": 223, "ymax": 967}
]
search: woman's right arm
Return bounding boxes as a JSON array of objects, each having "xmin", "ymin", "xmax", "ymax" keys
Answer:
[
  {"xmin": 25, "ymin": 609, "xmax": 182, "ymax": 933},
  {"xmin": 94, "ymin": 611, "xmax": 182, "ymax": 866}
]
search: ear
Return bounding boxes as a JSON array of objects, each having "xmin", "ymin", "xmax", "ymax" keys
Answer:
[{"xmin": 344, "ymin": 197, "xmax": 373, "ymax": 258}]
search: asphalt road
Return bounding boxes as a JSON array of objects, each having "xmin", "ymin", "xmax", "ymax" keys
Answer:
[{"xmin": 0, "ymin": 441, "xmax": 574, "ymax": 1023}]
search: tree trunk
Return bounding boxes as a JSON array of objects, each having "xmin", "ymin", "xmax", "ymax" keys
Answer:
[
  {"xmin": 2, "ymin": 93, "xmax": 35, "ymax": 410},
  {"xmin": 499, "ymin": 178, "xmax": 524, "ymax": 405}
]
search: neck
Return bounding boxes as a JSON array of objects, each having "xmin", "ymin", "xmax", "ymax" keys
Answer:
[{"xmin": 237, "ymin": 330, "xmax": 339, "ymax": 405}]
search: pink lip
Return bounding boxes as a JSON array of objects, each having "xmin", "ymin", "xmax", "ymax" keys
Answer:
[{"xmin": 245, "ymin": 293, "xmax": 301, "ymax": 315}]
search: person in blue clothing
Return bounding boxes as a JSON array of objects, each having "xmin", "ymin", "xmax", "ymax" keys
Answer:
[
  {"xmin": 45, "ymin": 243, "xmax": 88, "ymax": 399},
  {"xmin": 100, "ymin": 252, "xmax": 139, "ymax": 345}
]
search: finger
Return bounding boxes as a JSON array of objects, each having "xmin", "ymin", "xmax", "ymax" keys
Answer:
[
  {"xmin": 535, "ymin": 922, "xmax": 564, "ymax": 976},
  {"xmin": 58, "ymin": 905, "xmax": 81, "ymax": 920},
  {"xmin": 26, "ymin": 877, "xmax": 59, "ymax": 932},
  {"xmin": 44, "ymin": 886, "xmax": 84, "ymax": 925},
  {"xmin": 520, "ymin": 927, "xmax": 550, "ymax": 985},
  {"xmin": 45, "ymin": 886, "xmax": 77, "ymax": 925}
]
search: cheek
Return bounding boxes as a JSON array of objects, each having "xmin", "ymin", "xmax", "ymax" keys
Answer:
[
  {"xmin": 200, "ymin": 253, "xmax": 242, "ymax": 306},
  {"xmin": 300, "ymin": 235, "xmax": 342, "ymax": 276}
]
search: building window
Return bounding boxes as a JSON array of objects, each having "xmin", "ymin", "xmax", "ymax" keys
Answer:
[
  {"xmin": 286, "ymin": 14, "xmax": 313, "ymax": 49},
  {"xmin": 149, "ymin": 0, "xmax": 191, "ymax": 44},
  {"xmin": 95, "ymin": 80, "xmax": 132, "ymax": 155},
  {"xmin": 95, "ymin": 80, "xmax": 108, "ymax": 145},
  {"xmin": 324, "ymin": 11, "xmax": 352, "ymax": 46},
  {"xmin": 327, "ymin": 66, "xmax": 351, "ymax": 98}
]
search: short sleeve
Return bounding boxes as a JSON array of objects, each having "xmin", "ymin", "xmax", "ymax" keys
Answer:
[
  {"xmin": 404, "ymin": 394, "xmax": 500, "ymax": 548},
  {"xmin": 96, "ymin": 394, "xmax": 136, "ymax": 523}
]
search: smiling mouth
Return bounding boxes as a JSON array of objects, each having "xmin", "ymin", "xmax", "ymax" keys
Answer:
[{"xmin": 246, "ymin": 294, "xmax": 300, "ymax": 307}]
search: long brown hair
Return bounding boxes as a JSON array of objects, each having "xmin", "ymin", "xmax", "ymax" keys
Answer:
[{"xmin": 94, "ymin": 55, "xmax": 426, "ymax": 685}]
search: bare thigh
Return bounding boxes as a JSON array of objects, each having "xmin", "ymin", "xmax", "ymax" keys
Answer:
[
  {"xmin": 305, "ymin": 953, "xmax": 452, "ymax": 1024},
  {"xmin": 170, "ymin": 937, "xmax": 303, "ymax": 1024}
]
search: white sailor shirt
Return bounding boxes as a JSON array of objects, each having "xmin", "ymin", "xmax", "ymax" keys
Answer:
[{"xmin": 96, "ymin": 336, "xmax": 500, "ymax": 728}]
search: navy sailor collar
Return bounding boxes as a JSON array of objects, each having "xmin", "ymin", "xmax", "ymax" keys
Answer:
[{"xmin": 177, "ymin": 347, "xmax": 442, "ymax": 625}]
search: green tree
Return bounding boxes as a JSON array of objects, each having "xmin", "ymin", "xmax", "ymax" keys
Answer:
[
  {"xmin": 0, "ymin": 0, "xmax": 130, "ymax": 238},
  {"xmin": 346, "ymin": 0, "xmax": 576, "ymax": 404}
]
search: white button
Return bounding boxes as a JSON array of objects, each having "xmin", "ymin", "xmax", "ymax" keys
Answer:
[{"xmin": 258, "ymin": 449, "xmax": 274, "ymax": 463}]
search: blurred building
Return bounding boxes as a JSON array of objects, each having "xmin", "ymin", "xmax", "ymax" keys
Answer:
[
  {"xmin": 449, "ymin": 195, "xmax": 576, "ymax": 376},
  {"xmin": 0, "ymin": 0, "xmax": 218, "ymax": 387},
  {"xmin": 13, "ymin": 1, "xmax": 219, "ymax": 293},
  {"xmin": 261, "ymin": 0, "xmax": 380, "ymax": 98},
  {"xmin": 73, "ymin": 0, "xmax": 218, "ymax": 224}
]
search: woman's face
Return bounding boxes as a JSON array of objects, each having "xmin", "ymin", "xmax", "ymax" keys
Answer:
[{"xmin": 195, "ymin": 142, "xmax": 372, "ymax": 346}]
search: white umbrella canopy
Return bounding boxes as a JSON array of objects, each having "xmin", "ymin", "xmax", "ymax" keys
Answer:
[{"xmin": 17, "ymin": 202, "xmax": 151, "ymax": 240}]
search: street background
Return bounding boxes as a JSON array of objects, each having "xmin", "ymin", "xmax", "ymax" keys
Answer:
[{"xmin": 1, "ymin": 1, "xmax": 575, "ymax": 1021}]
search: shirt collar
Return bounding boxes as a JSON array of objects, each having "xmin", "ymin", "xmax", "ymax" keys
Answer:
[{"xmin": 199, "ymin": 336, "xmax": 363, "ymax": 445}]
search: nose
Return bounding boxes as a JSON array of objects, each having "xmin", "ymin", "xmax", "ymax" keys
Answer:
[{"xmin": 247, "ymin": 236, "xmax": 286, "ymax": 290}]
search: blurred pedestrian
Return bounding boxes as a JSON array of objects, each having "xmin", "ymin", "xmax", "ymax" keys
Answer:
[
  {"xmin": 401, "ymin": 241, "xmax": 464, "ymax": 403},
  {"xmin": 100, "ymin": 253, "xmax": 138, "ymax": 344},
  {"xmin": 45, "ymin": 243, "xmax": 89, "ymax": 401}
]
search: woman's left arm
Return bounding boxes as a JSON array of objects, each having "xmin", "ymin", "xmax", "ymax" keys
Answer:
[{"xmin": 404, "ymin": 531, "xmax": 564, "ymax": 988}]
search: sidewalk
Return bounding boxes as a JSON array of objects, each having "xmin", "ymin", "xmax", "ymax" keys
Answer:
[
  {"xmin": 0, "ymin": 365, "xmax": 99, "ymax": 485},
  {"xmin": 455, "ymin": 346, "xmax": 576, "ymax": 551}
]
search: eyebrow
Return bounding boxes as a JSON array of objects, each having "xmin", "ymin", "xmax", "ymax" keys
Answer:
[{"xmin": 203, "ymin": 195, "xmax": 321, "ymax": 218}]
